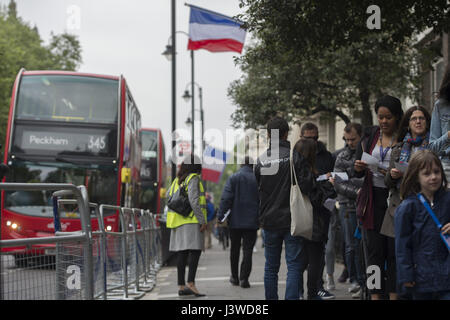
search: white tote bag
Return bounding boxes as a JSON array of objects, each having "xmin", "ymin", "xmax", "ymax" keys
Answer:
[{"xmin": 289, "ymin": 149, "xmax": 314, "ymax": 240}]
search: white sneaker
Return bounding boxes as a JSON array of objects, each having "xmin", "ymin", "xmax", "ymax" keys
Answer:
[
  {"xmin": 326, "ymin": 274, "xmax": 335, "ymax": 291},
  {"xmin": 348, "ymin": 282, "xmax": 361, "ymax": 293},
  {"xmin": 352, "ymin": 288, "xmax": 361, "ymax": 299}
]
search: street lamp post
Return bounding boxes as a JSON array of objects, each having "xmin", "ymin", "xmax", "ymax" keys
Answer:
[
  {"xmin": 183, "ymin": 83, "xmax": 204, "ymax": 154},
  {"xmin": 162, "ymin": 31, "xmax": 196, "ymax": 158}
]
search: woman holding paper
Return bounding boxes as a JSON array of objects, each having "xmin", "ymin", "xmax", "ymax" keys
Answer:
[
  {"xmin": 354, "ymin": 95, "xmax": 403, "ymax": 300},
  {"xmin": 382, "ymin": 106, "xmax": 431, "ymax": 240}
]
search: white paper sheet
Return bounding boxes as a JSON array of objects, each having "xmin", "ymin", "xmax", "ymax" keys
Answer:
[
  {"xmin": 332, "ymin": 172, "xmax": 349, "ymax": 181},
  {"xmin": 220, "ymin": 209, "xmax": 231, "ymax": 223},
  {"xmin": 361, "ymin": 152, "xmax": 387, "ymax": 173}
]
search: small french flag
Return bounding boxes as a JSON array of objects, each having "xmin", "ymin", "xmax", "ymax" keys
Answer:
[
  {"xmin": 187, "ymin": 5, "xmax": 246, "ymax": 54},
  {"xmin": 202, "ymin": 146, "xmax": 228, "ymax": 183}
]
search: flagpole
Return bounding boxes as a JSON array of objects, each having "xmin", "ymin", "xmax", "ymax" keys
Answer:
[
  {"xmin": 191, "ymin": 50, "xmax": 195, "ymax": 158},
  {"xmin": 171, "ymin": 0, "xmax": 177, "ymax": 181}
]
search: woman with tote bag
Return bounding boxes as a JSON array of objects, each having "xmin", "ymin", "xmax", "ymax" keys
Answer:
[{"xmin": 291, "ymin": 138, "xmax": 336, "ymax": 300}]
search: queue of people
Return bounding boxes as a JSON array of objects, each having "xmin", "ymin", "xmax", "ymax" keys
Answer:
[{"xmin": 164, "ymin": 67, "xmax": 450, "ymax": 300}]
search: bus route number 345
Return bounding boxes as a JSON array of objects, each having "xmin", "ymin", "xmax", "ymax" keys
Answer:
[{"xmin": 88, "ymin": 135, "xmax": 106, "ymax": 151}]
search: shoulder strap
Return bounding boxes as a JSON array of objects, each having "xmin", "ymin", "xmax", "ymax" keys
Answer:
[
  {"xmin": 417, "ymin": 193, "xmax": 442, "ymax": 229},
  {"xmin": 169, "ymin": 178, "xmax": 178, "ymax": 195},
  {"xmin": 290, "ymin": 148, "xmax": 299, "ymax": 187}
]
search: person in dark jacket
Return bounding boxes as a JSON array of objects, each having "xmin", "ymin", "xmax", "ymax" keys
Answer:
[
  {"xmin": 254, "ymin": 116, "xmax": 303, "ymax": 300},
  {"xmin": 395, "ymin": 150, "xmax": 450, "ymax": 300},
  {"xmin": 331, "ymin": 122, "xmax": 364, "ymax": 296},
  {"xmin": 300, "ymin": 122, "xmax": 336, "ymax": 299},
  {"xmin": 217, "ymin": 156, "xmax": 260, "ymax": 289},
  {"xmin": 293, "ymin": 138, "xmax": 336, "ymax": 300},
  {"xmin": 354, "ymin": 95, "xmax": 404, "ymax": 300}
]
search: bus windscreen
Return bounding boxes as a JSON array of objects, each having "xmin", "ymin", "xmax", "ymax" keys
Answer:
[
  {"xmin": 15, "ymin": 75, "xmax": 118, "ymax": 124},
  {"xmin": 5, "ymin": 161, "xmax": 117, "ymax": 217}
]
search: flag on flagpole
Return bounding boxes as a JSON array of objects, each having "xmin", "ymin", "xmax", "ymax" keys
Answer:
[
  {"xmin": 202, "ymin": 146, "xmax": 228, "ymax": 183},
  {"xmin": 187, "ymin": 4, "xmax": 246, "ymax": 54}
]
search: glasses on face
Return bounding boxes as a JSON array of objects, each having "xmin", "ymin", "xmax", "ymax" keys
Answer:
[
  {"xmin": 409, "ymin": 116, "xmax": 426, "ymax": 123},
  {"xmin": 302, "ymin": 136, "xmax": 318, "ymax": 141}
]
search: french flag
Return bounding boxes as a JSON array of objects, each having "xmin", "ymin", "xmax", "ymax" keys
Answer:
[
  {"xmin": 187, "ymin": 5, "xmax": 246, "ymax": 54},
  {"xmin": 202, "ymin": 146, "xmax": 228, "ymax": 183}
]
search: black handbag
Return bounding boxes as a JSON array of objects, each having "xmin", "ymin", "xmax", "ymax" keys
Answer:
[{"xmin": 167, "ymin": 181, "xmax": 192, "ymax": 217}]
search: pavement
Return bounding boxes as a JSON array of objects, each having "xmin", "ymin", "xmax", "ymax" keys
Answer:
[{"xmin": 142, "ymin": 234, "xmax": 360, "ymax": 301}]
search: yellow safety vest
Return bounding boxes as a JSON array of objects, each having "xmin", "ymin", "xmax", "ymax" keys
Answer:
[{"xmin": 166, "ymin": 173, "xmax": 207, "ymax": 229}]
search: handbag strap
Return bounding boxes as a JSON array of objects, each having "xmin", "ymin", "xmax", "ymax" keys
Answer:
[
  {"xmin": 417, "ymin": 193, "xmax": 442, "ymax": 229},
  {"xmin": 290, "ymin": 148, "xmax": 300, "ymax": 187}
]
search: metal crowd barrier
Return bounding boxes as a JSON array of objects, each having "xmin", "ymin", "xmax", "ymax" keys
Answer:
[
  {"xmin": 0, "ymin": 183, "xmax": 92, "ymax": 300},
  {"xmin": 0, "ymin": 183, "xmax": 163, "ymax": 300}
]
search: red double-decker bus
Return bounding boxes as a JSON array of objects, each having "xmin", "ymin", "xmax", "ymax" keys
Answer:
[
  {"xmin": 139, "ymin": 128, "xmax": 166, "ymax": 215},
  {"xmin": 1, "ymin": 69, "xmax": 141, "ymax": 256}
]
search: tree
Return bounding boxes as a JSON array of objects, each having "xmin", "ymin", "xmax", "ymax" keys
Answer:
[
  {"xmin": 238, "ymin": 0, "xmax": 449, "ymax": 53},
  {"xmin": 229, "ymin": 31, "xmax": 419, "ymax": 128},
  {"xmin": 229, "ymin": 1, "xmax": 449, "ymax": 128},
  {"xmin": 0, "ymin": 1, "xmax": 82, "ymax": 148},
  {"xmin": 48, "ymin": 32, "xmax": 82, "ymax": 71}
]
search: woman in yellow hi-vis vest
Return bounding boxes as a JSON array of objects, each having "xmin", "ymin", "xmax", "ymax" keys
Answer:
[{"xmin": 167, "ymin": 155, "xmax": 207, "ymax": 297}]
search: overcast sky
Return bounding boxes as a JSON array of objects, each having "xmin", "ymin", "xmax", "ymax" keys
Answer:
[{"xmin": 3, "ymin": 0, "xmax": 249, "ymax": 159}]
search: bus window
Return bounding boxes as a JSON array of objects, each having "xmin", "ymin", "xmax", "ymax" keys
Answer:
[{"xmin": 16, "ymin": 75, "xmax": 118, "ymax": 124}]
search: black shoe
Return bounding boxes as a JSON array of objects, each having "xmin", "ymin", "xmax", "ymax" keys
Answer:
[
  {"xmin": 230, "ymin": 276, "xmax": 239, "ymax": 286},
  {"xmin": 338, "ymin": 268, "xmax": 349, "ymax": 283},
  {"xmin": 240, "ymin": 279, "xmax": 250, "ymax": 288},
  {"xmin": 317, "ymin": 289, "xmax": 335, "ymax": 300},
  {"xmin": 178, "ymin": 287, "xmax": 195, "ymax": 296}
]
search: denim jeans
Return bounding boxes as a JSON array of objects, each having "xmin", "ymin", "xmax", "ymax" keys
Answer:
[
  {"xmin": 339, "ymin": 205, "xmax": 364, "ymax": 285},
  {"xmin": 412, "ymin": 290, "xmax": 450, "ymax": 300},
  {"xmin": 263, "ymin": 228, "xmax": 304, "ymax": 300}
]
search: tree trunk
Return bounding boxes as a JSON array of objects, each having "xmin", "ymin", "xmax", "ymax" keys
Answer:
[
  {"xmin": 310, "ymin": 104, "xmax": 351, "ymax": 124},
  {"xmin": 359, "ymin": 88, "xmax": 373, "ymax": 127}
]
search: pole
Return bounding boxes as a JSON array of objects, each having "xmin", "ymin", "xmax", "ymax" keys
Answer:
[
  {"xmin": 171, "ymin": 0, "xmax": 176, "ymax": 181},
  {"xmin": 191, "ymin": 50, "xmax": 195, "ymax": 157},
  {"xmin": 200, "ymin": 87, "xmax": 204, "ymax": 153},
  {"xmin": 200, "ymin": 87, "xmax": 206, "ymax": 191}
]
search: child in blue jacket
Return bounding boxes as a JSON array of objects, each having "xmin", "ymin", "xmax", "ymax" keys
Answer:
[{"xmin": 395, "ymin": 149, "xmax": 450, "ymax": 300}]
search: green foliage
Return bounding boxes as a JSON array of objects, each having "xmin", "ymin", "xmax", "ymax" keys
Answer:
[
  {"xmin": 230, "ymin": 0, "xmax": 449, "ymax": 129},
  {"xmin": 0, "ymin": 1, "xmax": 82, "ymax": 149}
]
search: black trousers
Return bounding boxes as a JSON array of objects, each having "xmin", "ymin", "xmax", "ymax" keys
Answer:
[
  {"xmin": 229, "ymin": 229, "xmax": 257, "ymax": 281},
  {"xmin": 177, "ymin": 250, "xmax": 201, "ymax": 286},
  {"xmin": 365, "ymin": 187, "xmax": 397, "ymax": 295},
  {"xmin": 300, "ymin": 239, "xmax": 326, "ymax": 298}
]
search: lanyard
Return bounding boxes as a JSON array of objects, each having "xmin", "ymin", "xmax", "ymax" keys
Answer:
[
  {"xmin": 417, "ymin": 193, "xmax": 450, "ymax": 252},
  {"xmin": 379, "ymin": 135, "xmax": 393, "ymax": 163}
]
